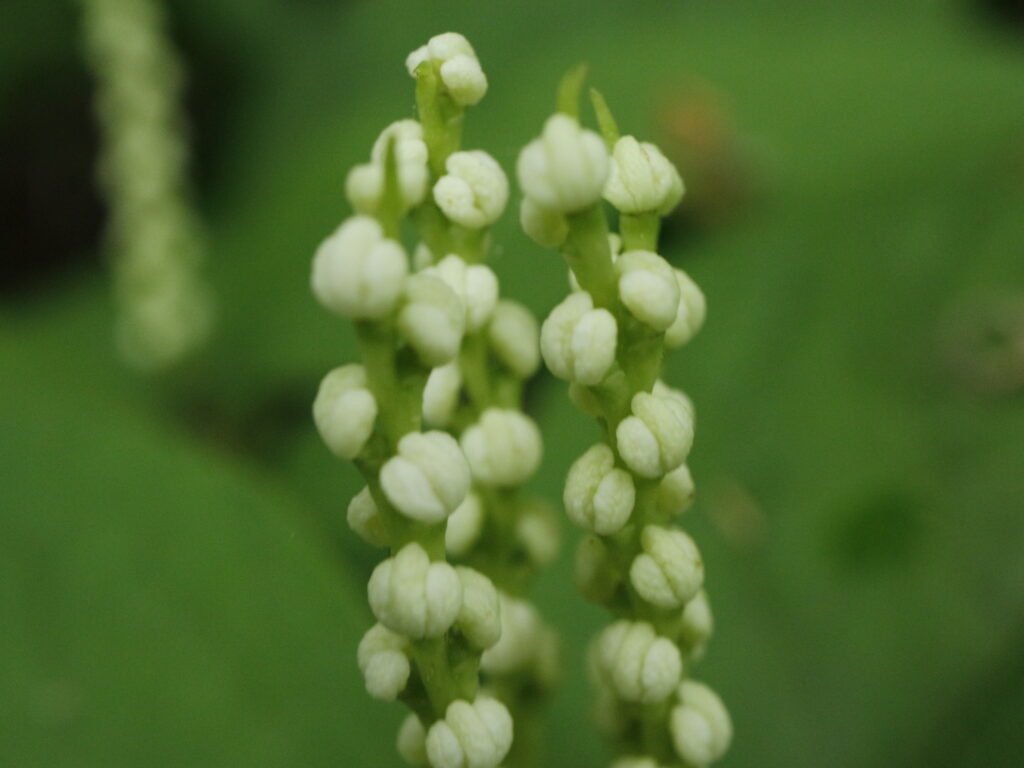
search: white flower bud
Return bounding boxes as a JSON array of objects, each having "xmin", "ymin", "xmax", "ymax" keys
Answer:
[
  {"xmin": 575, "ymin": 534, "xmax": 621, "ymax": 605},
  {"xmin": 630, "ymin": 525, "xmax": 704, "ymax": 609},
  {"xmin": 380, "ymin": 431, "xmax": 471, "ymax": 523},
  {"xmin": 413, "ymin": 241, "xmax": 435, "ymax": 271},
  {"xmin": 399, "ymin": 273, "xmax": 466, "ymax": 367},
  {"xmin": 460, "ymin": 409, "xmax": 542, "ymax": 487},
  {"xmin": 311, "ymin": 215, "xmax": 408, "ymax": 319},
  {"xmin": 347, "ymin": 486, "xmax": 389, "ymax": 547},
  {"xmin": 616, "ymin": 389, "xmax": 694, "ymax": 478},
  {"xmin": 357, "ymin": 623, "xmax": 410, "ymax": 700},
  {"xmin": 345, "ymin": 120, "xmax": 430, "ymax": 213},
  {"xmin": 615, "ymin": 250, "xmax": 680, "ymax": 332},
  {"xmin": 312, "ymin": 364, "xmax": 377, "ymax": 459},
  {"xmin": 603, "ymin": 135, "xmax": 684, "ymax": 215},
  {"xmin": 564, "ymin": 443, "xmax": 635, "ymax": 534},
  {"xmin": 541, "ymin": 292, "xmax": 618, "ymax": 385},
  {"xmin": 445, "ymin": 492, "xmax": 484, "ymax": 557},
  {"xmin": 517, "ymin": 114, "xmax": 610, "ymax": 214},
  {"xmin": 433, "ymin": 151, "xmax": 508, "ymax": 229},
  {"xmin": 680, "ymin": 590, "xmax": 714, "ymax": 660},
  {"xmin": 368, "ymin": 542, "xmax": 463, "ymax": 639},
  {"xmin": 487, "ymin": 300, "xmax": 540, "ymax": 379},
  {"xmin": 424, "ymin": 255, "xmax": 498, "ymax": 332},
  {"xmin": 481, "ymin": 593, "xmax": 541, "ymax": 675},
  {"xmin": 397, "ymin": 714, "xmax": 428, "ymax": 766},
  {"xmin": 425, "ymin": 696, "xmax": 513, "ymax": 768},
  {"xmin": 520, "ymin": 197, "xmax": 568, "ymax": 248},
  {"xmin": 611, "ymin": 758, "xmax": 663, "ymax": 768},
  {"xmin": 596, "ymin": 620, "xmax": 682, "ymax": 704},
  {"xmin": 670, "ymin": 680, "xmax": 732, "ymax": 767},
  {"xmin": 658, "ymin": 463, "xmax": 695, "ymax": 517},
  {"xmin": 454, "ymin": 566, "xmax": 502, "ymax": 650},
  {"xmin": 407, "ymin": 33, "xmax": 488, "ymax": 107},
  {"xmin": 664, "ymin": 268, "xmax": 706, "ymax": 348},
  {"xmin": 516, "ymin": 499, "xmax": 560, "ymax": 567},
  {"xmin": 423, "ymin": 362, "xmax": 463, "ymax": 428}
]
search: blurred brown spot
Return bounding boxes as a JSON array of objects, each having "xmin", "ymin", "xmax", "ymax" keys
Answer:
[
  {"xmin": 655, "ymin": 77, "xmax": 761, "ymax": 241},
  {"xmin": 938, "ymin": 290, "xmax": 1024, "ymax": 398},
  {"xmin": 705, "ymin": 477, "xmax": 768, "ymax": 550}
]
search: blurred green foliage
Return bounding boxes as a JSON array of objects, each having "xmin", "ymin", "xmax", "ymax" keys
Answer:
[{"xmin": 2, "ymin": 0, "xmax": 1023, "ymax": 766}]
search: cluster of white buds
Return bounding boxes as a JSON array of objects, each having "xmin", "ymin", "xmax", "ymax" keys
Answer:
[
  {"xmin": 311, "ymin": 33, "xmax": 562, "ymax": 768},
  {"xmin": 406, "ymin": 33, "xmax": 488, "ymax": 107},
  {"xmin": 433, "ymin": 151, "xmax": 509, "ymax": 229},
  {"xmin": 346, "ymin": 120, "xmax": 430, "ymax": 215},
  {"xmin": 81, "ymin": 0, "xmax": 213, "ymax": 370},
  {"xmin": 521, "ymin": 78, "xmax": 730, "ymax": 766}
]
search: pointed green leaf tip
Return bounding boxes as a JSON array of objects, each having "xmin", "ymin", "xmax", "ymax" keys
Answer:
[
  {"xmin": 557, "ymin": 62, "xmax": 589, "ymax": 119},
  {"xmin": 379, "ymin": 135, "xmax": 402, "ymax": 238},
  {"xmin": 589, "ymin": 88, "xmax": 620, "ymax": 150}
]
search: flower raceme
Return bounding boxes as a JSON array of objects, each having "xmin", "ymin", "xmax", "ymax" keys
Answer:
[
  {"xmin": 521, "ymin": 79, "xmax": 731, "ymax": 767},
  {"xmin": 310, "ymin": 32, "xmax": 556, "ymax": 768}
]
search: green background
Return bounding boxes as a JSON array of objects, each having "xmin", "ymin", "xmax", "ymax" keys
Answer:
[{"xmin": 2, "ymin": 0, "xmax": 1023, "ymax": 766}]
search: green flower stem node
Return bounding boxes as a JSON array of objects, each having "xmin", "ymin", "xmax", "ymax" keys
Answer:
[
  {"xmin": 565, "ymin": 205, "xmax": 618, "ymax": 309},
  {"xmin": 415, "ymin": 60, "xmax": 465, "ymax": 178},
  {"xmin": 619, "ymin": 211, "xmax": 661, "ymax": 252}
]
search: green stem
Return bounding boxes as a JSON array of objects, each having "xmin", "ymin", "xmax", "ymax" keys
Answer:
[
  {"xmin": 619, "ymin": 212, "xmax": 661, "ymax": 252},
  {"xmin": 565, "ymin": 205, "xmax": 618, "ymax": 309},
  {"xmin": 415, "ymin": 61, "xmax": 464, "ymax": 178},
  {"xmin": 355, "ymin": 321, "xmax": 419, "ymax": 447}
]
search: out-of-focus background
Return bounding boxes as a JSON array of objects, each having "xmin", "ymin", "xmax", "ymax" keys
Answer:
[{"xmin": 2, "ymin": 0, "xmax": 1023, "ymax": 766}]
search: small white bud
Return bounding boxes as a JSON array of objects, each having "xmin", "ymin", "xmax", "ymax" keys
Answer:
[
  {"xmin": 433, "ymin": 150, "xmax": 508, "ymax": 229},
  {"xmin": 345, "ymin": 120, "xmax": 430, "ymax": 213},
  {"xmin": 346, "ymin": 486, "xmax": 389, "ymax": 547},
  {"xmin": 564, "ymin": 443, "xmax": 635, "ymax": 534},
  {"xmin": 575, "ymin": 534, "xmax": 622, "ymax": 605},
  {"xmin": 397, "ymin": 714, "xmax": 428, "ymax": 766},
  {"xmin": 664, "ymin": 268, "xmax": 706, "ymax": 348},
  {"xmin": 380, "ymin": 431, "xmax": 470, "ymax": 523},
  {"xmin": 424, "ymin": 255, "xmax": 499, "ymax": 332},
  {"xmin": 616, "ymin": 250, "xmax": 680, "ymax": 332},
  {"xmin": 311, "ymin": 215, "xmax": 408, "ymax": 319},
  {"xmin": 658, "ymin": 463, "xmax": 695, "ymax": 517},
  {"xmin": 481, "ymin": 593, "xmax": 542, "ymax": 675},
  {"xmin": 603, "ymin": 135, "xmax": 684, "ymax": 215},
  {"xmin": 445, "ymin": 491, "xmax": 484, "ymax": 557},
  {"xmin": 517, "ymin": 114, "xmax": 610, "ymax": 214},
  {"xmin": 407, "ymin": 33, "xmax": 487, "ymax": 107},
  {"xmin": 541, "ymin": 292, "xmax": 618, "ymax": 385},
  {"xmin": 423, "ymin": 361, "xmax": 463, "ymax": 428},
  {"xmin": 413, "ymin": 241, "xmax": 435, "ymax": 271},
  {"xmin": 455, "ymin": 566, "xmax": 502, "ymax": 650},
  {"xmin": 460, "ymin": 408, "xmax": 542, "ymax": 487},
  {"xmin": 670, "ymin": 680, "xmax": 732, "ymax": 767},
  {"xmin": 312, "ymin": 364, "xmax": 377, "ymax": 459},
  {"xmin": 680, "ymin": 590, "xmax": 714, "ymax": 660},
  {"xmin": 487, "ymin": 300, "xmax": 541, "ymax": 378},
  {"xmin": 399, "ymin": 273, "xmax": 466, "ymax": 367},
  {"xmin": 516, "ymin": 499, "xmax": 560, "ymax": 567},
  {"xmin": 596, "ymin": 620, "xmax": 682, "ymax": 704},
  {"xmin": 440, "ymin": 54, "xmax": 488, "ymax": 106},
  {"xmin": 520, "ymin": 197, "xmax": 568, "ymax": 248},
  {"xmin": 611, "ymin": 758, "xmax": 663, "ymax": 768},
  {"xmin": 357, "ymin": 623, "xmax": 410, "ymax": 700},
  {"xmin": 630, "ymin": 525, "xmax": 704, "ymax": 610},
  {"xmin": 616, "ymin": 389, "xmax": 694, "ymax": 478},
  {"xmin": 368, "ymin": 542, "xmax": 463, "ymax": 639},
  {"xmin": 425, "ymin": 697, "xmax": 513, "ymax": 768}
]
